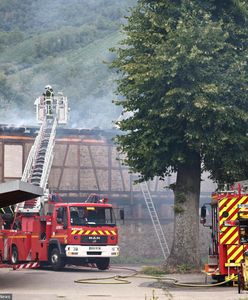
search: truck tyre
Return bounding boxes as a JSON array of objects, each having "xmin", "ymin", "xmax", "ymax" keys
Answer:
[
  {"xmin": 50, "ymin": 248, "xmax": 65, "ymax": 271},
  {"xmin": 11, "ymin": 246, "xmax": 19, "ymax": 264},
  {"xmin": 96, "ymin": 258, "xmax": 110, "ymax": 270}
]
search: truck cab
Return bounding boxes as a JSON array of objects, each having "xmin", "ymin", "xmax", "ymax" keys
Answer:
[{"xmin": 49, "ymin": 201, "xmax": 119, "ymax": 270}]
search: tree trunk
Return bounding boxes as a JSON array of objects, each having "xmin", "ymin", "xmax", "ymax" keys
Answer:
[{"xmin": 168, "ymin": 153, "xmax": 201, "ymax": 267}]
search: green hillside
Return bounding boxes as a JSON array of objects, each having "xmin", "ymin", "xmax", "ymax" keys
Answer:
[{"xmin": 0, "ymin": 0, "xmax": 135, "ymax": 128}]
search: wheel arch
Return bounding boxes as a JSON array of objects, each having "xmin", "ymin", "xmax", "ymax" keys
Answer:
[
  {"xmin": 11, "ymin": 243, "xmax": 17, "ymax": 249},
  {"xmin": 48, "ymin": 239, "xmax": 65, "ymax": 257},
  {"xmin": 10, "ymin": 243, "xmax": 18, "ymax": 257}
]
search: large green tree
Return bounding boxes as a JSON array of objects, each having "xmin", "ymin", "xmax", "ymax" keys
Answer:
[{"xmin": 112, "ymin": 0, "xmax": 248, "ymax": 266}]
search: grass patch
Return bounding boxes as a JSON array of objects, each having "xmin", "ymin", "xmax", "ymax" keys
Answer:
[
  {"xmin": 141, "ymin": 266, "xmax": 168, "ymax": 277},
  {"xmin": 145, "ymin": 290, "xmax": 159, "ymax": 300}
]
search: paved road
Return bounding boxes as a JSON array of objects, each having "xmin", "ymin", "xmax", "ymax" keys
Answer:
[
  {"xmin": 1, "ymin": 266, "xmax": 248, "ymax": 300},
  {"xmin": 0, "ymin": 265, "xmax": 164, "ymax": 300}
]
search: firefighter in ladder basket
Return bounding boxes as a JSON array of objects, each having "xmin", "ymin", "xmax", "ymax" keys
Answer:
[{"xmin": 43, "ymin": 85, "xmax": 54, "ymax": 117}]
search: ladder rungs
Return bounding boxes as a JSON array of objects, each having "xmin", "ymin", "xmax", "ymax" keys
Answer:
[{"xmin": 140, "ymin": 182, "xmax": 170, "ymax": 260}]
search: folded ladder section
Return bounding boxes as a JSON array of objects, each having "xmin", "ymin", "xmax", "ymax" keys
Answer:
[{"xmin": 140, "ymin": 181, "xmax": 170, "ymax": 260}]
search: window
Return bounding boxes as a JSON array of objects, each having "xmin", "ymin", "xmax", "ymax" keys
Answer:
[
  {"xmin": 57, "ymin": 207, "xmax": 68, "ymax": 228},
  {"xmin": 69, "ymin": 206, "xmax": 116, "ymax": 226},
  {"xmin": 4, "ymin": 144, "xmax": 23, "ymax": 178}
]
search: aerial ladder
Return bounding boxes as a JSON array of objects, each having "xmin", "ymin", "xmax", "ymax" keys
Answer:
[
  {"xmin": 0, "ymin": 88, "xmax": 68, "ymax": 269},
  {"xmin": 16, "ymin": 90, "xmax": 69, "ymax": 214}
]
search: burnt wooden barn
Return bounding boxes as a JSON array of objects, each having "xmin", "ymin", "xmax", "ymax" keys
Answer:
[{"xmin": 0, "ymin": 125, "xmax": 214, "ymax": 221}]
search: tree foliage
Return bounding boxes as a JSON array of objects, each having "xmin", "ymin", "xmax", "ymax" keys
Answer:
[
  {"xmin": 112, "ymin": 0, "xmax": 248, "ymax": 185},
  {"xmin": 112, "ymin": 0, "xmax": 248, "ymax": 266}
]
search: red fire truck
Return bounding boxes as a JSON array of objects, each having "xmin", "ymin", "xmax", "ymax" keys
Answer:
[
  {"xmin": 0, "ymin": 195, "xmax": 121, "ymax": 271},
  {"xmin": 201, "ymin": 186, "xmax": 248, "ymax": 283},
  {"xmin": 0, "ymin": 87, "xmax": 122, "ymax": 270}
]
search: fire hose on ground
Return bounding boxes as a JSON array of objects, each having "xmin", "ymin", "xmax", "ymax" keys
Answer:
[{"xmin": 74, "ymin": 266, "xmax": 237, "ymax": 287}]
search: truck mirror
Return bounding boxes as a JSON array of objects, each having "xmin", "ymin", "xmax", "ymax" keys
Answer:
[
  {"xmin": 63, "ymin": 216, "xmax": 68, "ymax": 229},
  {"xmin": 200, "ymin": 205, "xmax": 206, "ymax": 225},
  {"xmin": 120, "ymin": 209, "xmax": 124, "ymax": 220},
  {"xmin": 57, "ymin": 207, "xmax": 63, "ymax": 219},
  {"xmin": 201, "ymin": 205, "xmax": 206, "ymax": 219},
  {"xmin": 57, "ymin": 207, "xmax": 64, "ymax": 223}
]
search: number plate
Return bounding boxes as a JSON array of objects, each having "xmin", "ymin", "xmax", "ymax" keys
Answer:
[{"xmin": 89, "ymin": 246, "xmax": 101, "ymax": 250}]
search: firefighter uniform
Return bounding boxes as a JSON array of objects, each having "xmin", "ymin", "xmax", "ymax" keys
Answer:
[{"xmin": 43, "ymin": 85, "xmax": 54, "ymax": 117}]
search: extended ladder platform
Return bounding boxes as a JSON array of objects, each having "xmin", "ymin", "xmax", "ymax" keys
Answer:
[
  {"xmin": 0, "ymin": 89, "xmax": 68, "ymax": 212},
  {"xmin": 16, "ymin": 92, "xmax": 68, "ymax": 214}
]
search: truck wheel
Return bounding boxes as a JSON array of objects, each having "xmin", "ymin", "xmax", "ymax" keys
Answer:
[
  {"xmin": 11, "ymin": 246, "xmax": 19, "ymax": 264},
  {"xmin": 50, "ymin": 248, "xmax": 65, "ymax": 271},
  {"xmin": 96, "ymin": 258, "xmax": 110, "ymax": 270}
]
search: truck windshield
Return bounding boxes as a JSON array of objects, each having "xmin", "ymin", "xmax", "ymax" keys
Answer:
[{"xmin": 69, "ymin": 206, "xmax": 116, "ymax": 226}]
